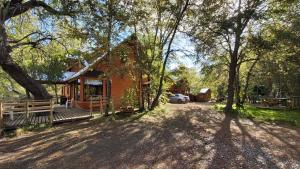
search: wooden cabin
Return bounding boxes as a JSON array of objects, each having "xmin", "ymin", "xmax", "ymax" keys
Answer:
[
  {"xmin": 61, "ymin": 35, "xmax": 145, "ymax": 110},
  {"xmin": 168, "ymin": 78, "xmax": 190, "ymax": 95},
  {"xmin": 196, "ymin": 88, "xmax": 211, "ymax": 102}
]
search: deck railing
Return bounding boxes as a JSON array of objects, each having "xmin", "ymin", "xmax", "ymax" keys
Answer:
[
  {"xmin": 89, "ymin": 95, "xmax": 108, "ymax": 115},
  {"xmin": 0, "ymin": 99, "xmax": 54, "ymax": 130}
]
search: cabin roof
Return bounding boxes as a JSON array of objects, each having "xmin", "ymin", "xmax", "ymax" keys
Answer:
[
  {"xmin": 64, "ymin": 53, "xmax": 107, "ymax": 82},
  {"xmin": 63, "ymin": 34, "xmax": 140, "ymax": 83},
  {"xmin": 200, "ymin": 88, "xmax": 210, "ymax": 94}
]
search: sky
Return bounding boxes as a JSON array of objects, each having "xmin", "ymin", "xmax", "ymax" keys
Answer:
[{"xmin": 168, "ymin": 33, "xmax": 199, "ymax": 71}]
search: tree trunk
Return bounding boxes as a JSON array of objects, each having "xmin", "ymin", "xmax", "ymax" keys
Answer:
[
  {"xmin": 235, "ymin": 64, "xmax": 242, "ymax": 108},
  {"xmin": 1, "ymin": 60, "xmax": 52, "ymax": 99},
  {"xmin": 105, "ymin": 1, "xmax": 113, "ymax": 116},
  {"xmin": 147, "ymin": 74, "xmax": 151, "ymax": 110},
  {"xmin": 54, "ymin": 84, "xmax": 59, "ymax": 103},
  {"xmin": 225, "ymin": 58, "xmax": 237, "ymax": 113},
  {"xmin": 0, "ymin": 21, "xmax": 51, "ymax": 100},
  {"xmin": 241, "ymin": 57, "xmax": 259, "ymax": 104}
]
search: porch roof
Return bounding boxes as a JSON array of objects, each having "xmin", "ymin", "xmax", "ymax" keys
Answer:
[{"xmin": 64, "ymin": 53, "xmax": 107, "ymax": 82}]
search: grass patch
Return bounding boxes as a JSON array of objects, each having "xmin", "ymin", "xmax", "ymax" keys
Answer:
[
  {"xmin": 91, "ymin": 105, "xmax": 167, "ymax": 123},
  {"xmin": 3, "ymin": 123, "xmax": 52, "ymax": 138},
  {"xmin": 214, "ymin": 104, "xmax": 300, "ymax": 126}
]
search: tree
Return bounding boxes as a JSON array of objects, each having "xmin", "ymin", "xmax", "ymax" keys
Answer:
[
  {"xmin": 169, "ymin": 65, "xmax": 202, "ymax": 94},
  {"xmin": 150, "ymin": 0, "xmax": 190, "ymax": 109},
  {"xmin": 0, "ymin": 0, "xmax": 78, "ymax": 99},
  {"xmin": 188, "ymin": 0, "xmax": 267, "ymax": 113}
]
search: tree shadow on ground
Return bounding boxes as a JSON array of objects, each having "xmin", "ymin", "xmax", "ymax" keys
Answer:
[{"xmin": 0, "ymin": 104, "xmax": 298, "ymax": 169}]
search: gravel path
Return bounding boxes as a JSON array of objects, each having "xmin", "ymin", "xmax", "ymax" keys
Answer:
[{"xmin": 0, "ymin": 103, "xmax": 299, "ymax": 169}]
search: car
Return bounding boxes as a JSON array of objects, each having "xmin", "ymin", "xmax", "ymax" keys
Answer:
[{"xmin": 169, "ymin": 93, "xmax": 190, "ymax": 103}]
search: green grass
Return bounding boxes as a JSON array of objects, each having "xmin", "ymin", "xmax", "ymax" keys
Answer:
[
  {"xmin": 91, "ymin": 104, "xmax": 167, "ymax": 123},
  {"xmin": 214, "ymin": 104, "xmax": 300, "ymax": 126},
  {"xmin": 3, "ymin": 123, "xmax": 52, "ymax": 138}
]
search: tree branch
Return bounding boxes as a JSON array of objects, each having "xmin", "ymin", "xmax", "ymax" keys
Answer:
[
  {"xmin": 8, "ymin": 31, "xmax": 43, "ymax": 44},
  {"xmin": 5, "ymin": 0, "xmax": 76, "ymax": 21},
  {"xmin": 10, "ymin": 35, "xmax": 54, "ymax": 49}
]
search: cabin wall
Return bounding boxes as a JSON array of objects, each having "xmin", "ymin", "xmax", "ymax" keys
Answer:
[
  {"xmin": 60, "ymin": 38, "xmax": 143, "ymax": 110},
  {"xmin": 95, "ymin": 43, "xmax": 141, "ymax": 109}
]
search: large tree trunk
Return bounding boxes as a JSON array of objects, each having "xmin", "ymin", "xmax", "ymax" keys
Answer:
[
  {"xmin": 241, "ymin": 57, "xmax": 259, "ymax": 104},
  {"xmin": 225, "ymin": 58, "xmax": 237, "ymax": 113},
  {"xmin": 0, "ymin": 21, "xmax": 51, "ymax": 100},
  {"xmin": 1, "ymin": 59, "xmax": 52, "ymax": 99},
  {"xmin": 235, "ymin": 64, "xmax": 242, "ymax": 108}
]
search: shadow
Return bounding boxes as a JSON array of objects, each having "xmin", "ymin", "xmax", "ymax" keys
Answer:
[
  {"xmin": 206, "ymin": 113, "xmax": 239, "ymax": 169},
  {"xmin": 0, "ymin": 103, "xmax": 298, "ymax": 169},
  {"xmin": 234, "ymin": 118, "xmax": 281, "ymax": 169},
  {"xmin": 250, "ymin": 120, "xmax": 300, "ymax": 161}
]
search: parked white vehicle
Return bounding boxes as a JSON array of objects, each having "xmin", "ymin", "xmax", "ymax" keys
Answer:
[{"xmin": 169, "ymin": 93, "xmax": 190, "ymax": 103}]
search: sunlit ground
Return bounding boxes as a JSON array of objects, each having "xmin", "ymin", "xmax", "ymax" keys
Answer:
[{"xmin": 0, "ymin": 103, "xmax": 299, "ymax": 169}]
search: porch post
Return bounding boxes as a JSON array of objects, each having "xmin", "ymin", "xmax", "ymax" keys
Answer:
[
  {"xmin": 70, "ymin": 84, "xmax": 73, "ymax": 99},
  {"xmin": 80, "ymin": 76, "xmax": 85, "ymax": 102},
  {"xmin": 102, "ymin": 78, "xmax": 107, "ymax": 98}
]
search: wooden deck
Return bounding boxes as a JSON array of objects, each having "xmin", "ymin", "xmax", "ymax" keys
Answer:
[{"xmin": 3, "ymin": 106, "xmax": 91, "ymax": 129}]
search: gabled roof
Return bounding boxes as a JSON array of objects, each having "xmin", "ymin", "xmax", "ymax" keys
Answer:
[
  {"xmin": 63, "ymin": 34, "xmax": 140, "ymax": 83},
  {"xmin": 64, "ymin": 53, "xmax": 107, "ymax": 82},
  {"xmin": 200, "ymin": 88, "xmax": 210, "ymax": 94}
]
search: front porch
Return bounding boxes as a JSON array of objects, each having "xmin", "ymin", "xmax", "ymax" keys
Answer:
[
  {"xmin": 63, "ymin": 72, "xmax": 110, "ymax": 110},
  {"xmin": 3, "ymin": 106, "xmax": 91, "ymax": 129}
]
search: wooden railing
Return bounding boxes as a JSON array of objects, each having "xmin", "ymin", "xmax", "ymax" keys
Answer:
[
  {"xmin": 0, "ymin": 100, "xmax": 54, "ymax": 130},
  {"xmin": 89, "ymin": 96, "xmax": 108, "ymax": 115}
]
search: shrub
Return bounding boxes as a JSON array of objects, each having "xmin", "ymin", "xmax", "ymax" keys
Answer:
[{"xmin": 120, "ymin": 88, "xmax": 139, "ymax": 108}]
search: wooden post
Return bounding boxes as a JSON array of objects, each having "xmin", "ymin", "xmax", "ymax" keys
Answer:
[
  {"xmin": 50, "ymin": 99, "xmax": 54, "ymax": 124},
  {"xmin": 111, "ymin": 98, "xmax": 115, "ymax": 116},
  {"xmin": 80, "ymin": 76, "xmax": 85, "ymax": 102},
  {"xmin": 90, "ymin": 97, "xmax": 93, "ymax": 116},
  {"xmin": 25, "ymin": 101, "xmax": 29, "ymax": 124},
  {"xmin": 0, "ymin": 101, "xmax": 4, "ymax": 131},
  {"xmin": 100, "ymin": 96, "xmax": 103, "ymax": 114}
]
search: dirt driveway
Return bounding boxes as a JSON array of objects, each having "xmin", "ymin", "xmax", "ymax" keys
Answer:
[{"xmin": 0, "ymin": 103, "xmax": 299, "ymax": 169}]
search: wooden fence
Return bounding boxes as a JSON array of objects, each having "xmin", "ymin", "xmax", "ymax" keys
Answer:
[
  {"xmin": 0, "ymin": 100, "xmax": 54, "ymax": 130},
  {"xmin": 89, "ymin": 96, "xmax": 109, "ymax": 115}
]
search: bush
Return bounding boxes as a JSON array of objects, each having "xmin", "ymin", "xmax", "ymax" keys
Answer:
[
  {"xmin": 159, "ymin": 93, "xmax": 169, "ymax": 105},
  {"xmin": 120, "ymin": 88, "xmax": 139, "ymax": 108}
]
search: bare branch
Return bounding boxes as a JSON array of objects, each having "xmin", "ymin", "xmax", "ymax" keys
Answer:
[
  {"xmin": 5, "ymin": 0, "xmax": 76, "ymax": 21},
  {"xmin": 8, "ymin": 31, "xmax": 42, "ymax": 43},
  {"xmin": 10, "ymin": 35, "xmax": 54, "ymax": 49}
]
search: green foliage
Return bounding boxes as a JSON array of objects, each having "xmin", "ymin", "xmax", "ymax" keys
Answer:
[
  {"xmin": 120, "ymin": 88, "xmax": 139, "ymax": 108},
  {"xmin": 159, "ymin": 93, "xmax": 169, "ymax": 105},
  {"xmin": 240, "ymin": 106, "xmax": 300, "ymax": 126},
  {"xmin": 169, "ymin": 65, "xmax": 203, "ymax": 94},
  {"xmin": 214, "ymin": 104, "xmax": 300, "ymax": 126}
]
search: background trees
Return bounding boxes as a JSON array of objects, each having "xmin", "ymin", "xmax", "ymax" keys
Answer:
[
  {"xmin": 187, "ymin": 0, "xmax": 269, "ymax": 112},
  {"xmin": 0, "ymin": 0, "xmax": 299, "ymax": 113},
  {"xmin": 0, "ymin": 0, "xmax": 79, "ymax": 99}
]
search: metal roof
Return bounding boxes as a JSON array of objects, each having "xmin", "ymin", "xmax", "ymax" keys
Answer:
[
  {"xmin": 200, "ymin": 88, "xmax": 210, "ymax": 94},
  {"xmin": 64, "ymin": 53, "xmax": 107, "ymax": 82}
]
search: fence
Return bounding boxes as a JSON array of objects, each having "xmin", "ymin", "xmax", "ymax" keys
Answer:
[{"xmin": 0, "ymin": 100, "xmax": 54, "ymax": 130}]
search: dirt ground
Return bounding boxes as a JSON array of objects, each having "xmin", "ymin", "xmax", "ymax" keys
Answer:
[{"xmin": 0, "ymin": 102, "xmax": 299, "ymax": 169}]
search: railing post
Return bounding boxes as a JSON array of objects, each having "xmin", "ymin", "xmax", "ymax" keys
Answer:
[
  {"xmin": 111, "ymin": 99, "xmax": 115, "ymax": 116},
  {"xmin": 25, "ymin": 100, "xmax": 29, "ymax": 124},
  {"xmin": 90, "ymin": 97, "xmax": 93, "ymax": 116},
  {"xmin": 0, "ymin": 101, "xmax": 4, "ymax": 131},
  {"xmin": 50, "ymin": 99, "xmax": 54, "ymax": 124},
  {"xmin": 100, "ymin": 96, "xmax": 103, "ymax": 114}
]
